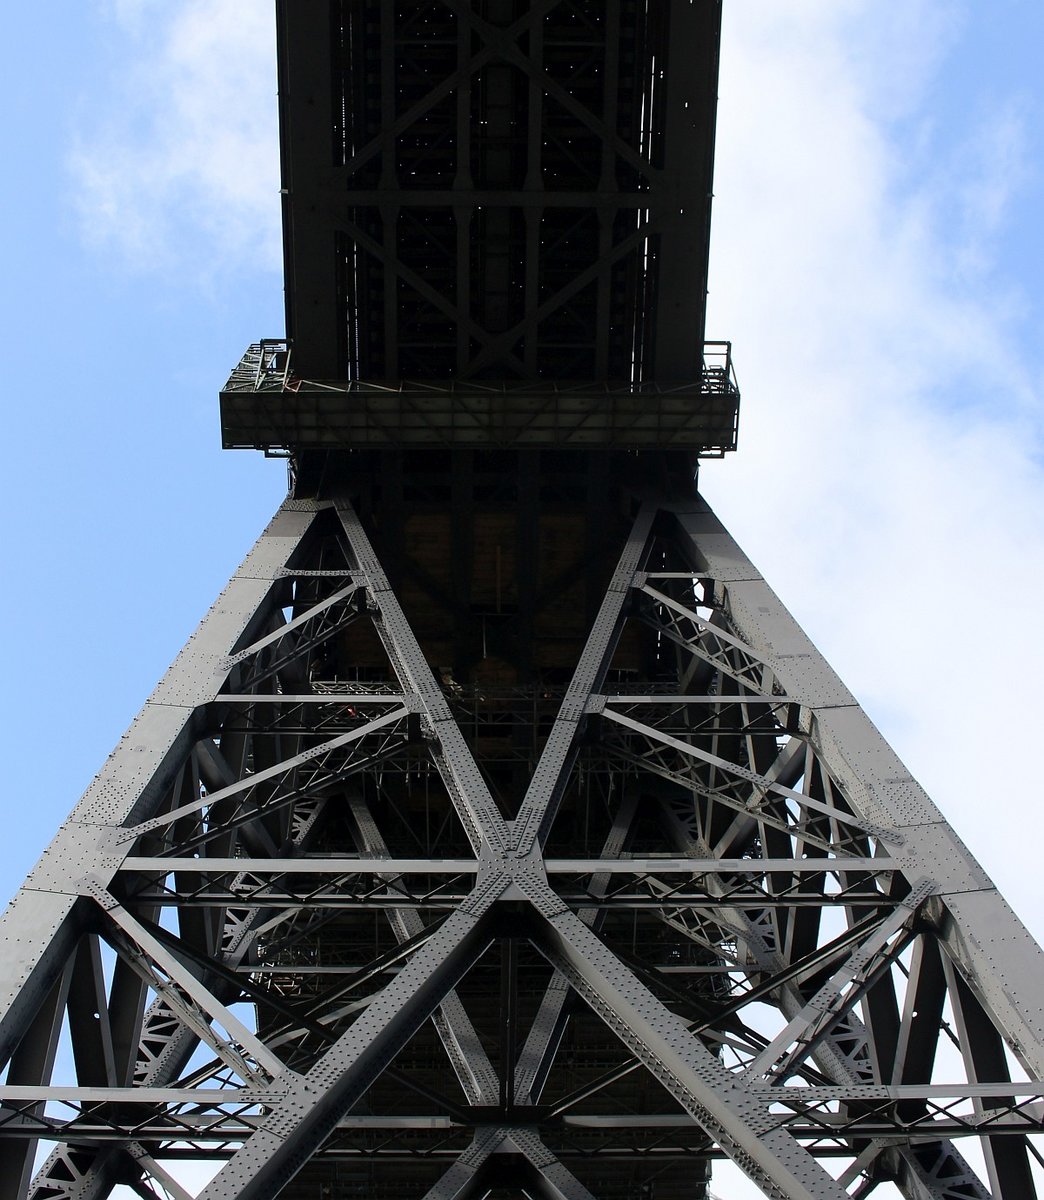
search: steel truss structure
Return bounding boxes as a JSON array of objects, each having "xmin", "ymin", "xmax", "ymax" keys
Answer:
[
  {"xmin": 5, "ymin": 2, "xmax": 1044, "ymax": 1199},
  {"xmin": 4, "ymin": 491, "xmax": 1044, "ymax": 1199}
]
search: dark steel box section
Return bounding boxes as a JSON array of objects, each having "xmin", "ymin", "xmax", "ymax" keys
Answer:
[
  {"xmin": 220, "ymin": 339, "xmax": 739, "ymax": 453},
  {"xmin": 224, "ymin": 0, "xmax": 735, "ymax": 454}
]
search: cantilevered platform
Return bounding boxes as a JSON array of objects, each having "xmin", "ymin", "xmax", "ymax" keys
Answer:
[{"xmin": 220, "ymin": 340, "xmax": 739, "ymax": 453}]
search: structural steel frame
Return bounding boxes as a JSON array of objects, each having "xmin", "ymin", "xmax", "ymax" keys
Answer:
[
  {"xmin": 2, "ymin": 494, "xmax": 1043, "ymax": 1198},
  {"xmin": 5, "ymin": 3, "xmax": 1044, "ymax": 1198}
]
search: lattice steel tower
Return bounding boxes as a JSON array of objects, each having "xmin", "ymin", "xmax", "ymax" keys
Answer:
[{"xmin": 4, "ymin": 4, "xmax": 1044, "ymax": 1199}]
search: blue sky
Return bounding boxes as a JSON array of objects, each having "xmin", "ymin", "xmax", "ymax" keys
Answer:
[{"xmin": 3, "ymin": 5, "xmax": 1044, "ymax": 1193}]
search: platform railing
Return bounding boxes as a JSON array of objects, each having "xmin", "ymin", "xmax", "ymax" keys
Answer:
[{"xmin": 225, "ymin": 340, "xmax": 739, "ymax": 400}]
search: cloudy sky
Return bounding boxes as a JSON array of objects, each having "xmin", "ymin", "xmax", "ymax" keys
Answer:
[
  {"xmin": 704, "ymin": 1, "xmax": 1044, "ymax": 937},
  {"xmin": 3, "ymin": 3, "xmax": 1044, "ymax": 1196}
]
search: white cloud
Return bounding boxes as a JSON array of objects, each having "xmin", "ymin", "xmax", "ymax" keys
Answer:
[
  {"xmin": 703, "ymin": 1, "xmax": 1044, "ymax": 947},
  {"xmin": 73, "ymin": 0, "xmax": 280, "ymax": 274}
]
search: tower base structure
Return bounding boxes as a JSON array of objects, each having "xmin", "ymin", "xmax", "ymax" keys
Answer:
[{"xmin": 3, "ymin": 456, "xmax": 1044, "ymax": 1200}]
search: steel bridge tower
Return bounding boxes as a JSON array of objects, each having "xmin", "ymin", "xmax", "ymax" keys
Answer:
[{"xmin": 3, "ymin": 4, "xmax": 1044, "ymax": 1199}]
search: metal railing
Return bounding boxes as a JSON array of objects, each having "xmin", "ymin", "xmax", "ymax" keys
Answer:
[
  {"xmin": 225, "ymin": 340, "xmax": 738, "ymax": 399},
  {"xmin": 224, "ymin": 338, "xmax": 292, "ymax": 393},
  {"xmin": 701, "ymin": 340, "xmax": 738, "ymax": 395}
]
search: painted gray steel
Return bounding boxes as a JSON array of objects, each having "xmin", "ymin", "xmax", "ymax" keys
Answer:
[{"xmin": 3, "ymin": 494, "xmax": 1042, "ymax": 1197}]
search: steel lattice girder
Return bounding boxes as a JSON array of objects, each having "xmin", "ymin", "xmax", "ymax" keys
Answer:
[
  {"xmin": 276, "ymin": 1, "xmax": 719, "ymax": 382},
  {"xmin": 1, "ymin": 493, "xmax": 1043, "ymax": 1199}
]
